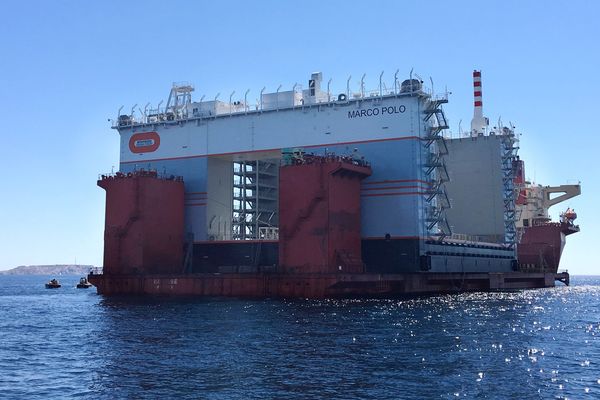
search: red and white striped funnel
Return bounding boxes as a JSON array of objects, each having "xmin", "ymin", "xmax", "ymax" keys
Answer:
[{"xmin": 470, "ymin": 70, "xmax": 488, "ymax": 136}]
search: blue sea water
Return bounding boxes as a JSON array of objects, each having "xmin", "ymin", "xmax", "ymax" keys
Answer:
[{"xmin": 0, "ymin": 275, "xmax": 599, "ymax": 399}]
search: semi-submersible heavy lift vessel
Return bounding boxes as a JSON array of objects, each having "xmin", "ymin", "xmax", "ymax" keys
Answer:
[{"xmin": 89, "ymin": 70, "xmax": 578, "ymax": 297}]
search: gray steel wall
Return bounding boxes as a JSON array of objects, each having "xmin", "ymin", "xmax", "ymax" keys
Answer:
[{"xmin": 445, "ymin": 136, "xmax": 505, "ymax": 242}]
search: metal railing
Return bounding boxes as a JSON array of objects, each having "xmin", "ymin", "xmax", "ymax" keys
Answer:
[
  {"xmin": 88, "ymin": 267, "xmax": 103, "ymax": 275},
  {"xmin": 98, "ymin": 169, "xmax": 184, "ymax": 182},
  {"xmin": 112, "ymin": 71, "xmax": 444, "ymax": 128}
]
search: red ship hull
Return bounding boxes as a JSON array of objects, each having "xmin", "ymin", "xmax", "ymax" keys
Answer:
[
  {"xmin": 517, "ymin": 222, "xmax": 579, "ymax": 273},
  {"xmin": 90, "ymin": 161, "xmax": 572, "ymax": 298},
  {"xmin": 88, "ymin": 271, "xmax": 567, "ymax": 298}
]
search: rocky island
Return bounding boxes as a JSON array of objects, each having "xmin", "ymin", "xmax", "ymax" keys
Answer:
[{"xmin": 0, "ymin": 264, "xmax": 99, "ymax": 276}]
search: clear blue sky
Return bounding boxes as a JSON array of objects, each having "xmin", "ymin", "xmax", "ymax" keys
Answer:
[{"xmin": 0, "ymin": 0, "xmax": 597, "ymax": 273}]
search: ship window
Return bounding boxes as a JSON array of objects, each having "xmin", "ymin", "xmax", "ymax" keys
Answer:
[{"xmin": 523, "ymin": 219, "xmax": 529, "ymax": 227}]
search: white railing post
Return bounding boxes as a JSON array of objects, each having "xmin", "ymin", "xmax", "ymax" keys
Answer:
[
  {"xmin": 229, "ymin": 91, "xmax": 235, "ymax": 115},
  {"xmin": 131, "ymin": 104, "xmax": 137, "ymax": 122},
  {"xmin": 144, "ymin": 102, "xmax": 150, "ymax": 122},
  {"xmin": 292, "ymin": 82, "xmax": 298, "ymax": 106},
  {"xmin": 276, "ymin": 84, "xmax": 282, "ymax": 111},
  {"xmin": 346, "ymin": 75, "xmax": 352, "ymax": 99},
  {"xmin": 360, "ymin": 73, "xmax": 366, "ymax": 98}
]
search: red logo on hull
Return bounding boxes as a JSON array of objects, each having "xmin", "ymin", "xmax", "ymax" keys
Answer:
[{"xmin": 129, "ymin": 132, "xmax": 160, "ymax": 153}]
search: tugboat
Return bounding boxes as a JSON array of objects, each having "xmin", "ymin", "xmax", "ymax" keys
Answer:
[
  {"xmin": 45, "ymin": 279, "xmax": 61, "ymax": 289},
  {"xmin": 76, "ymin": 277, "xmax": 92, "ymax": 289}
]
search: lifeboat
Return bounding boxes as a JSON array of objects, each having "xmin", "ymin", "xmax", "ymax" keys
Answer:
[
  {"xmin": 564, "ymin": 208, "xmax": 577, "ymax": 221},
  {"xmin": 560, "ymin": 207, "xmax": 577, "ymax": 224}
]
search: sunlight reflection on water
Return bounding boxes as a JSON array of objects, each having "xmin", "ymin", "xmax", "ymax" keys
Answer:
[{"xmin": 0, "ymin": 275, "xmax": 598, "ymax": 399}]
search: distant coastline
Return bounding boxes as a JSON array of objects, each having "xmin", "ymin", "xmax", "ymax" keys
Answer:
[{"xmin": 0, "ymin": 265, "xmax": 100, "ymax": 276}]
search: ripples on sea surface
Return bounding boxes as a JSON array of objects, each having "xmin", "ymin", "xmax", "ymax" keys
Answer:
[{"xmin": 0, "ymin": 275, "xmax": 599, "ymax": 399}]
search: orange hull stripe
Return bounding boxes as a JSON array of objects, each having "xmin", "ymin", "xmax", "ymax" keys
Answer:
[
  {"xmin": 364, "ymin": 179, "xmax": 431, "ymax": 186},
  {"xmin": 361, "ymin": 191, "xmax": 426, "ymax": 197},
  {"xmin": 361, "ymin": 185, "xmax": 427, "ymax": 192}
]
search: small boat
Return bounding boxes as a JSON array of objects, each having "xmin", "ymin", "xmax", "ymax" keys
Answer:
[
  {"xmin": 45, "ymin": 279, "xmax": 61, "ymax": 289},
  {"xmin": 76, "ymin": 277, "xmax": 92, "ymax": 289}
]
